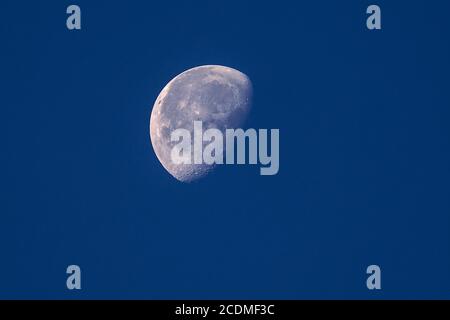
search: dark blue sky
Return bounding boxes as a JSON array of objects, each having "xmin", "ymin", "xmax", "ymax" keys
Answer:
[{"xmin": 1, "ymin": 0, "xmax": 450, "ymax": 299}]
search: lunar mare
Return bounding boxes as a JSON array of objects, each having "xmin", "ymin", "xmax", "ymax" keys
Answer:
[{"xmin": 150, "ymin": 65, "xmax": 253, "ymax": 182}]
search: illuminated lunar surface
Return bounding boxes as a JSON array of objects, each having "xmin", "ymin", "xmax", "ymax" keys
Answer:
[{"xmin": 150, "ymin": 65, "xmax": 253, "ymax": 182}]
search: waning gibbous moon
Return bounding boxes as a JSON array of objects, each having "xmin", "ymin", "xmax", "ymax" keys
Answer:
[{"xmin": 149, "ymin": 65, "xmax": 253, "ymax": 182}]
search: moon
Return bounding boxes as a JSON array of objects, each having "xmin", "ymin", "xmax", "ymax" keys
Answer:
[{"xmin": 150, "ymin": 65, "xmax": 253, "ymax": 182}]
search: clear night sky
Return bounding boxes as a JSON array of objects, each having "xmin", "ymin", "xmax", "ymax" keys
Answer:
[{"xmin": 1, "ymin": 0, "xmax": 450, "ymax": 299}]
